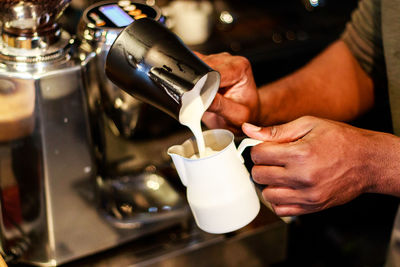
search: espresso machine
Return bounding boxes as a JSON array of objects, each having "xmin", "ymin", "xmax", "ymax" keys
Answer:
[
  {"xmin": 77, "ymin": 0, "xmax": 168, "ymax": 176},
  {"xmin": 0, "ymin": 0, "xmax": 188, "ymax": 266},
  {"xmin": 76, "ymin": 0, "xmax": 189, "ymax": 228}
]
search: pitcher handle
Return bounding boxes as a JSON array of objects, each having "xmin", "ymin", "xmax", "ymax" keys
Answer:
[{"xmin": 237, "ymin": 138, "xmax": 263, "ymax": 163}]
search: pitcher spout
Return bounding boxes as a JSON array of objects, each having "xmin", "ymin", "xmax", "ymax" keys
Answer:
[{"xmin": 167, "ymin": 145, "xmax": 189, "ymax": 186}]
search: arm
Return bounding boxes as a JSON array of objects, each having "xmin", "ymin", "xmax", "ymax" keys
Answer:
[
  {"xmin": 200, "ymin": 0, "xmax": 390, "ymax": 216},
  {"xmin": 257, "ymin": 40, "xmax": 374, "ymax": 125},
  {"xmin": 200, "ymin": 0, "xmax": 381, "ymax": 129},
  {"xmin": 199, "ymin": 40, "xmax": 374, "ymax": 132},
  {"xmin": 242, "ymin": 0, "xmax": 394, "ymax": 216}
]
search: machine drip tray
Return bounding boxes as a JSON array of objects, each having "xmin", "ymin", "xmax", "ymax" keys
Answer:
[
  {"xmin": 59, "ymin": 204, "xmax": 288, "ymax": 267},
  {"xmin": 97, "ymin": 172, "xmax": 189, "ymax": 229}
]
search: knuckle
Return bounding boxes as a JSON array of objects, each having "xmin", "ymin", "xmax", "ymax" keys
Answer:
[
  {"xmin": 237, "ymin": 55, "xmax": 250, "ymax": 64},
  {"xmin": 219, "ymin": 52, "xmax": 232, "ymax": 58},
  {"xmin": 234, "ymin": 56, "xmax": 251, "ymax": 69},
  {"xmin": 299, "ymin": 115, "xmax": 316, "ymax": 122},
  {"xmin": 301, "ymin": 172, "xmax": 316, "ymax": 187},
  {"xmin": 292, "ymin": 143, "xmax": 313, "ymax": 162},
  {"xmin": 299, "ymin": 144, "xmax": 312, "ymax": 158},
  {"xmin": 297, "ymin": 115, "xmax": 317, "ymax": 129},
  {"xmin": 306, "ymin": 190, "xmax": 324, "ymax": 205},
  {"xmin": 266, "ymin": 126, "xmax": 278, "ymax": 138},
  {"xmin": 213, "ymin": 94, "xmax": 223, "ymax": 113},
  {"xmin": 293, "ymin": 164, "xmax": 316, "ymax": 187}
]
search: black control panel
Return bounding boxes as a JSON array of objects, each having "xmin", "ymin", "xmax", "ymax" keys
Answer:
[{"xmin": 86, "ymin": 1, "xmax": 160, "ymax": 28}]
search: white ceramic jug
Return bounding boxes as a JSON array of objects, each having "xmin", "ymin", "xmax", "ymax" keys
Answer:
[{"xmin": 167, "ymin": 129, "xmax": 262, "ymax": 234}]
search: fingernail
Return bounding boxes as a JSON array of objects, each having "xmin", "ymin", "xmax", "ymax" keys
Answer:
[{"xmin": 243, "ymin": 122, "xmax": 262, "ymax": 132}]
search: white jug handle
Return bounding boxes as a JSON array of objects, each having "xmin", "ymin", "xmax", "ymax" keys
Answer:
[{"xmin": 237, "ymin": 138, "xmax": 263, "ymax": 163}]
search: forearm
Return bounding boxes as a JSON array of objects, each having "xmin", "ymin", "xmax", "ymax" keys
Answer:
[
  {"xmin": 257, "ymin": 40, "xmax": 374, "ymax": 126},
  {"xmin": 364, "ymin": 131, "xmax": 400, "ymax": 197}
]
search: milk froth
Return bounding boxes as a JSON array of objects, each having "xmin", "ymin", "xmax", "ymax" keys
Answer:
[{"xmin": 190, "ymin": 146, "xmax": 219, "ymax": 159}]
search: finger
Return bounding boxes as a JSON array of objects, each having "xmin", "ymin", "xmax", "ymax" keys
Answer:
[
  {"xmin": 250, "ymin": 142, "xmax": 293, "ymax": 166},
  {"xmin": 216, "ymin": 56, "xmax": 250, "ymax": 88},
  {"xmin": 261, "ymin": 186, "xmax": 310, "ymax": 206},
  {"xmin": 242, "ymin": 116, "xmax": 316, "ymax": 143},
  {"xmin": 270, "ymin": 203, "xmax": 311, "ymax": 217},
  {"xmin": 194, "ymin": 52, "xmax": 249, "ymax": 88},
  {"xmin": 202, "ymin": 111, "xmax": 227, "ymax": 129},
  {"xmin": 252, "ymin": 165, "xmax": 296, "ymax": 186},
  {"xmin": 207, "ymin": 93, "xmax": 250, "ymax": 127},
  {"xmin": 202, "ymin": 112, "xmax": 242, "ymax": 135}
]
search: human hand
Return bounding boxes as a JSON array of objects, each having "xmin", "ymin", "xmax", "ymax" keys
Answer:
[
  {"xmin": 242, "ymin": 116, "xmax": 400, "ymax": 216},
  {"xmin": 195, "ymin": 52, "xmax": 259, "ymax": 134}
]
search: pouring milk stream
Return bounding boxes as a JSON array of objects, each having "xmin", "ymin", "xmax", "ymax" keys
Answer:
[{"xmin": 179, "ymin": 74, "xmax": 218, "ymax": 158}]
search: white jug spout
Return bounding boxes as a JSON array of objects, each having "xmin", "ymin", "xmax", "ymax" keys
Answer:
[
  {"xmin": 167, "ymin": 145, "xmax": 188, "ymax": 186},
  {"xmin": 236, "ymin": 138, "xmax": 263, "ymax": 163}
]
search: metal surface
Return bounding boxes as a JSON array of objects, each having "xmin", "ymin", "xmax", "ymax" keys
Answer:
[
  {"xmin": 0, "ymin": 52, "xmax": 190, "ymax": 266},
  {"xmin": 78, "ymin": 0, "xmax": 164, "ymax": 139},
  {"xmin": 77, "ymin": 0, "xmax": 189, "ymax": 239},
  {"xmin": 0, "ymin": 1, "xmax": 189, "ymax": 266},
  {"xmin": 0, "ymin": 49, "xmax": 97, "ymax": 266},
  {"xmin": 97, "ymin": 171, "xmax": 188, "ymax": 229},
  {"xmin": 0, "ymin": 0, "xmax": 71, "ymax": 62},
  {"xmin": 0, "ymin": 31, "xmax": 71, "ymax": 63},
  {"xmin": 105, "ymin": 18, "xmax": 220, "ymax": 121},
  {"xmin": 59, "ymin": 204, "xmax": 288, "ymax": 267},
  {"xmin": 0, "ymin": 0, "xmax": 70, "ymax": 34},
  {"xmin": 77, "ymin": 1, "xmax": 187, "ymax": 222}
]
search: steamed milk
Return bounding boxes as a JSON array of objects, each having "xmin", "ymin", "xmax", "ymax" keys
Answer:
[
  {"xmin": 190, "ymin": 147, "xmax": 218, "ymax": 159},
  {"xmin": 179, "ymin": 74, "xmax": 218, "ymax": 158}
]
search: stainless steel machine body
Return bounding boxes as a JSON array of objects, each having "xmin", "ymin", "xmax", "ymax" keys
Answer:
[
  {"xmin": 77, "ymin": 1, "xmax": 167, "ymax": 172},
  {"xmin": 0, "ymin": 20, "xmax": 101, "ymax": 267},
  {"xmin": 77, "ymin": 0, "xmax": 188, "ymax": 235},
  {"xmin": 0, "ymin": 1, "xmax": 188, "ymax": 266},
  {"xmin": 78, "ymin": 0, "xmax": 165, "ymax": 137}
]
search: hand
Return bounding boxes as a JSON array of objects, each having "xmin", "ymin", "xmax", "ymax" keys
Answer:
[
  {"xmin": 195, "ymin": 52, "xmax": 259, "ymax": 134},
  {"xmin": 242, "ymin": 116, "xmax": 400, "ymax": 216}
]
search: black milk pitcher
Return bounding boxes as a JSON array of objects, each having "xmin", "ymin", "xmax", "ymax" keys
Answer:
[{"xmin": 105, "ymin": 18, "xmax": 220, "ymax": 120}]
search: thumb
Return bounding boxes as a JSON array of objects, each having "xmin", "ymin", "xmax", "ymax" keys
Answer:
[{"xmin": 242, "ymin": 117, "xmax": 315, "ymax": 143}]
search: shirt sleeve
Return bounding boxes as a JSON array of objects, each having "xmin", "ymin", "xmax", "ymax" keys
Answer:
[{"xmin": 341, "ymin": 0, "xmax": 384, "ymax": 75}]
